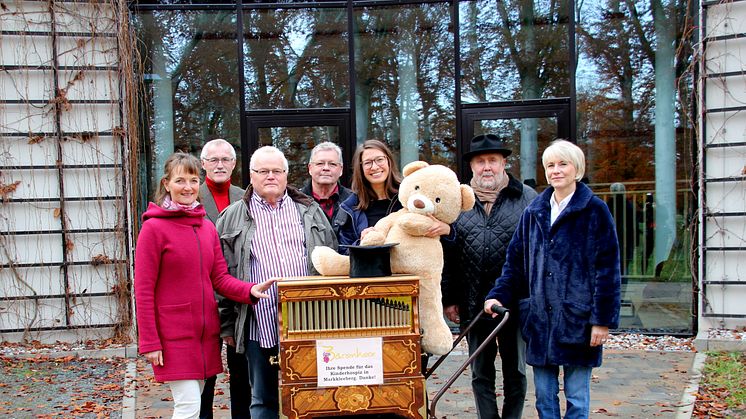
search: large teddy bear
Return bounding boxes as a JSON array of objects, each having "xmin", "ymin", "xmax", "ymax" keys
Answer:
[{"xmin": 312, "ymin": 161, "xmax": 475, "ymax": 355}]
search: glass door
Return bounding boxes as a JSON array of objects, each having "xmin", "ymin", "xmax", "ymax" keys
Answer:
[
  {"xmin": 461, "ymin": 100, "xmax": 693, "ymax": 334},
  {"xmin": 245, "ymin": 109, "xmax": 351, "ymax": 189},
  {"xmin": 460, "ymin": 100, "xmax": 571, "ymax": 185}
]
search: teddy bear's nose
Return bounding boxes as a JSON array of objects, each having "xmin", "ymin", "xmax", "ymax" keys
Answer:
[{"xmin": 413, "ymin": 199, "xmax": 426, "ymax": 209}]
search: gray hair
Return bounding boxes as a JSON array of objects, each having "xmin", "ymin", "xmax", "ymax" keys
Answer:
[
  {"xmin": 250, "ymin": 146, "xmax": 289, "ymax": 171},
  {"xmin": 610, "ymin": 182, "xmax": 626, "ymax": 193},
  {"xmin": 542, "ymin": 139, "xmax": 586, "ymax": 182},
  {"xmin": 308, "ymin": 141, "xmax": 343, "ymax": 165},
  {"xmin": 200, "ymin": 138, "xmax": 236, "ymax": 159}
]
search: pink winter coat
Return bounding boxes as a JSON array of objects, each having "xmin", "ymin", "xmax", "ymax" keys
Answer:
[{"xmin": 135, "ymin": 203, "xmax": 257, "ymax": 382}]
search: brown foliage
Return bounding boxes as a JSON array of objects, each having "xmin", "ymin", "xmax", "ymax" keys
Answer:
[
  {"xmin": 28, "ymin": 135, "xmax": 45, "ymax": 144},
  {"xmin": 0, "ymin": 180, "xmax": 21, "ymax": 201}
]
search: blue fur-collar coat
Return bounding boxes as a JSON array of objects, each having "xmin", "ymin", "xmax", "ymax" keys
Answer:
[{"xmin": 486, "ymin": 182, "xmax": 621, "ymax": 368}]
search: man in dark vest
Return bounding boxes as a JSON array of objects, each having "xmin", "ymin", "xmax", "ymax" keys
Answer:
[
  {"xmin": 442, "ymin": 134, "xmax": 538, "ymax": 419},
  {"xmin": 199, "ymin": 138, "xmax": 250, "ymax": 419}
]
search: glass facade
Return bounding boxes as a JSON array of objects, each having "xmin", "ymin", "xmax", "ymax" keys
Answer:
[
  {"xmin": 353, "ymin": 3, "xmax": 456, "ymax": 170},
  {"xmin": 131, "ymin": 0, "xmax": 696, "ymax": 334},
  {"xmin": 243, "ymin": 7, "xmax": 349, "ymax": 109},
  {"xmin": 257, "ymin": 125, "xmax": 341, "ymax": 187},
  {"xmin": 472, "ymin": 116, "xmax": 559, "ymax": 183},
  {"xmin": 459, "ymin": 0, "xmax": 571, "ymax": 103},
  {"xmin": 133, "ymin": 8, "xmax": 242, "ymax": 193},
  {"xmin": 575, "ymin": 0, "xmax": 694, "ymax": 333}
]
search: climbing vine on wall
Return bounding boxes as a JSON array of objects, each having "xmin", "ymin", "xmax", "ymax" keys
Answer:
[{"xmin": 0, "ymin": 0, "xmax": 141, "ymax": 343}]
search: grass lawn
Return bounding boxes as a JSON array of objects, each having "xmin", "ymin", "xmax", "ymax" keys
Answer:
[{"xmin": 694, "ymin": 352, "xmax": 746, "ymax": 418}]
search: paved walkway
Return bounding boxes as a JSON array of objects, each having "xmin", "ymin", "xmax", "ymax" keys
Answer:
[{"xmin": 128, "ymin": 347, "xmax": 700, "ymax": 418}]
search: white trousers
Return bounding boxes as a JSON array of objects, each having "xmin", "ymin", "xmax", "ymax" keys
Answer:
[{"xmin": 168, "ymin": 379, "xmax": 205, "ymax": 419}]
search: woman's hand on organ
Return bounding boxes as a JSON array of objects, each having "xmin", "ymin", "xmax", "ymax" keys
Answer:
[{"xmin": 251, "ymin": 278, "xmax": 278, "ymax": 299}]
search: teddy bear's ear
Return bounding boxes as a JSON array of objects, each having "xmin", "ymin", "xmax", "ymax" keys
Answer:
[
  {"xmin": 402, "ymin": 161, "xmax": 429, "ymax": 177},
  {"xmin": 461, "ymin": 184, "xmax": 476, "ymax": 211}
]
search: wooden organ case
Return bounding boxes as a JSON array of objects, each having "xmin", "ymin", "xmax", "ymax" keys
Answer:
[{"xmin": 277, "ymin": 275, "xmax": 426, "ymax": 418}]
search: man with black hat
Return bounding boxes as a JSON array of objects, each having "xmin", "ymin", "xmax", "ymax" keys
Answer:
[{"xmin": 441, "ymin": 134, "xmax": 537, "ymax": 419}]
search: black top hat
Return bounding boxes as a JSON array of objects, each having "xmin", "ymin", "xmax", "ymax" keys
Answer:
[
  {"xmin": 340, "ymin": 243, "xmax": 398, "ymax": 278},
  {"xmin": 463, "ymin": 134, "xmax": 512, "ymax": 161}
]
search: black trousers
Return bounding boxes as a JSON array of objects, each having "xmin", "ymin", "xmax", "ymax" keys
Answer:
[
  {"xmin": 200, "ymin": 343, "xmax": 252, "ymax": 419},
  {"xmin": 466, "ymin": 316, "xmax": 527, "ymax": 419}
]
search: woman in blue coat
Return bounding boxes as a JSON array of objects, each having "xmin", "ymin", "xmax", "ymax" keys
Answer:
[{"xmin": 484, "ymin": 140, "xmax": 621, "ymax": 419}]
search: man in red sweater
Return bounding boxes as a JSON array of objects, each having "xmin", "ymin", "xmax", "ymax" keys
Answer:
[
  {"xmin": 200, "ymin": 139, "xmax": 245, "ymax": 224},
  {"xmin": 198, "ymin": 138, "xmax": 250, "ymax": 419}
]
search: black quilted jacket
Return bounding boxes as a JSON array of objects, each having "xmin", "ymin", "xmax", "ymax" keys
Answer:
[{"xmin": 441, "ymin": 174, "xmax": 537, "ymax": 323}]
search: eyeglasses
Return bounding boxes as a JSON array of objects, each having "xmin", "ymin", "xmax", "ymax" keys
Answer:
[
  {"xmin": 203, "ymin": 157, "xmax": 235, "ymax": 164},
  {"xmin": 251, "ymin": 168, "xmax": 286, "ymax": 177},
  {"xmin": 361, "ymin": 156, "xmax": 388, "ymax": 169},
  {"xmin": 311, "ymin": 161, "xmax": 341, "ymax": 169}
]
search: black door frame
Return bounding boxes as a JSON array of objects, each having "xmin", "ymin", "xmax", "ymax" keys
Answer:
[
  {"xmin": 243, "ymin": 108, "xmax": 352, "ymax": 187},
  {"xmin": 459, "ymin": 98, "xmax": 573, "ymax": 180}
]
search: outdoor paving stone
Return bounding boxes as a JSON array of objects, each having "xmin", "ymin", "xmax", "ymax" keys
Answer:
[
  {"xmin": 132, "ymin": 349, "xmax": 695, "ymax": 418},
  {"xmin": 0, "ymin": 355, "xmax": 126, "ymax": 418},
  {"xmin": 0, "ymin": 337, "xmax": 706, "ymax": 418}
]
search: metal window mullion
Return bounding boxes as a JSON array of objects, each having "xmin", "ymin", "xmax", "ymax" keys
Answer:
[
  {"xmin": 1, "ymin": 228, "xmax": 122, "ymax": 236},
  {"xmin": 1, "ymin": 260, "xmax": 127, "ymax": 269},
  {"xmin": 0, "ymin": 324, "xmax": 118, "ymax": 334},
  {"xmin": 49, "ymin": 3, "xmax": 73, "ymax": 329},
  {"xmin": 0, "ymin": 99, "xmax": 115, "ymax": 104},
  {"xmin": 114, "ymin": 0, "xmax": 135, "ymax": 337},
  {"xmin": 702, "ymin": 0, "xmax": 746, "ymax": 7},
  {"xmin": 0, "ymin": 292, "xmax": 116, "ymax": 302},
  {"xmin": 0, "ymin": 65, "xmax": 119, "ymax": 71},
  {"xmin": 2, "ymin": 196, "xmax": 122, "ymax": 203},
  {"xmin": 0, "ymin": 131, "xmax": 114, "ymax": 137},
  {"xmin": 0, "ymin": 30, "xmax": 117, "ymax": 38},
  {"xmin": 699, "ymin": 3, "xmax": 709, "ymax": 321},
  {"xmin": 0, "ymin": 164, "xmax": 121, "ymax": 170}
]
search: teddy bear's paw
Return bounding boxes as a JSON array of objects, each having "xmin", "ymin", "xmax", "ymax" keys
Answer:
[
  {"xmin": 311, "ymin": 246, "xmax": 350, "ymax": 276},
  {"xmin": 360, "ymin": 230, "xmax": 386, "ymax": 246},
  {"xmin": 422, "ymin": 336, "xmax": 453, "ymax": 356},
  {"xmin": 421, "ymin": 322, "xmax": 456, "ymax": 355}
]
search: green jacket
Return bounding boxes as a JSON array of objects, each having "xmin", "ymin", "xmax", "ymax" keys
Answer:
[{"xmin": 215, "ymin": 185, "xmax": 337, "ymax": 354}]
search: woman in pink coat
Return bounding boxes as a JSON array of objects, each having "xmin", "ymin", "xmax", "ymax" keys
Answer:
[{"xmin": 135, "ymin": 152, "xmax": 275, "ymax": 419}]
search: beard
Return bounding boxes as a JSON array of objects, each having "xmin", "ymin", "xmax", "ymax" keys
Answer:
[{"xmin": 476, "ymin": 170, "xmax": 505, "ymax": 190}]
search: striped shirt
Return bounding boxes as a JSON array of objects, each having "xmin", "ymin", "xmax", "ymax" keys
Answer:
[{"xmin": 247, "ymin": 190, "xmax": 308, "ymax": 348}]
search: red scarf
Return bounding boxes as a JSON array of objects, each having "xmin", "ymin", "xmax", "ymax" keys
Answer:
[{"xmin": 206, "ymin": 177, "xmax": 231, "ymax": 212}]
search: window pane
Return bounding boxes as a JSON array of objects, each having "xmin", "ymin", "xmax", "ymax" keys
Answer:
[
  {"xmin": 133, "ymin": 9, "xmax": 242, "ymax": 202},
  {"xmin": 459, "ymin": 0, "xmax": 571, "ymax": 103},
  {"xmin": 473, "ymin": 117, "xmax": 557, "ymax": 187},
  {"xmin": 134, "ymin": 1, "xmax": 235, "ymax": 5},
  {"xmin": 576, "ymin": 0, "xmax": 694, "ymax": 333},
  {"xmin": 257, "ymin": 126, "xmax": 340, "ymax": 189},
  {"xmin": 243, "ymin": 7, "xmax": 349, "ymax": 109},
  {"xmin": 354, "ymin": 3, "xmax": 456, "ymax": 171}
]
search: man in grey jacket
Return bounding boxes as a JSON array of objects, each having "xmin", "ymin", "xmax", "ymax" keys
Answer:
[
  {"xmin": 441, "ymin": 134, "xmax": 537, "ymax": 419},
  {"xmin": 216, "ymin": 146, "xmax": 337, "ymax": 419}
]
